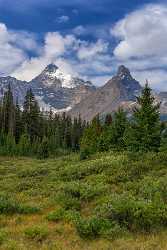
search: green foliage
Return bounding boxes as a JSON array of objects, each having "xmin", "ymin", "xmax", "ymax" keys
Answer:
[
  {"xmin": 98, "ymin": 108, "xmax": 127, "ymax": 152},
  {"xmin": 74, "ymin": 216, "xmax": 103, "ymax": 239},
  {"xmin": 24, "ymin": 226, "xmax": 49, "ymax": 242},
  {"xmin": 95, "ymin": 193, "xmax": 167, "ymax": 232},
  {"xmin": 46, "ymin": 208, "xmax": 66, "ymax": 222},
  {"xmin": 124, "ymin": 83, "xmax": 161, "ymax": 152},
  {"xmin": 37, "ymin": 137, "xmax": 49, "ymax": 159},
  {"xmin": 0, "ymin": 195, "xmax": 39, "ymax": 215},
  {"xmin": 80, "ymin": 115, "xmax": 102, "ymax": 154}
]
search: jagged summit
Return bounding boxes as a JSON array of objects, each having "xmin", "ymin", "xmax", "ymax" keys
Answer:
[
  {"xmin": 43, "ymin": 63, "xmax": 59, "ymax": 73},
  {"xmin": 116, "ymin": 65, "xmax": 133, "ymax": 81}
]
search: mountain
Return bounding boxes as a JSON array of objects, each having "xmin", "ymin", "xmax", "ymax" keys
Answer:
[
  {"xmin": 0, "ymin": 64, "xmax": 95, "ymax": 112},
  {"xmin": 0, "ymin": 76, "xmax": 28, "ymax": 104},
  {"xmin": 69, "ymin": 65, "xmax": 142, "ymax": 121},
  {"xmin": 30, "ymin": 64, "xmax": 95, "ymax": 112},
  {"xmin": 1, "ymin": 64, "xmax": 167, "ymax": 120}
]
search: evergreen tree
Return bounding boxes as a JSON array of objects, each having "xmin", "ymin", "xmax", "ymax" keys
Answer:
[
  {"xmin": 98, "ymin": 109, "xmax": 127, "ymax": 152},
  {"xmin": 124, "ymin": 82, "xmax": 161, "ymax": 152},
  {"xmin": 22, "ymin": 89, "xmax": 40, "ymax": 142},
  {"xmin": 37, "ymin": 137, "xmax": 49, "ymax": 159},
  {"xmin": 1, "ymin": 85, "xmax": 15, "ymax": 135},
  {"xmin": 80, "ymin": 114, "xmax": 102, "ymax": 154},
  {"xmin": 14, "ymin": 98, "xmax": 23, "ymax": 143},
  {"xmin": 18, "ymin": 133, "xmax": 31, "ymax": 156}
]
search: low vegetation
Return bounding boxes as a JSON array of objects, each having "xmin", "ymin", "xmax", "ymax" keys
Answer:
[{"xmin": 0, "ymin": 151, "xmax": 166, "ymax": 249}]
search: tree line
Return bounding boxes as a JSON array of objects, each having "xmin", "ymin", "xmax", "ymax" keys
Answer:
[
  {"xmin": 80, "ymin": 83, "xmax": 167, "ymax": 159},
  {"xmin": 0, "ymin": 85, "xmax": 86, "ymax": 158},
  {"xmin": 0, "ymin": 83, "xmax": 167, "ymax": 159}
]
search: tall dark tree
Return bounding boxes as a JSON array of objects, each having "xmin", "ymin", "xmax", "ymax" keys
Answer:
[
  {"xmin": 98, "ymin": 108, "xmax": 127, "ymax": 152},
  {"xmin": 14, "ymin": 98, "xmax": 23, "ymax": 143},
  {"xmin": 124, "ymin": 82, "xmax": 161, "ymax": 152},
  {"xmin": 80, "ymin": 114, "xmax": 102, "ymax": 154},
  {"xmin": 22, "ymin": 89, "xmax": 40, "ymax": 142},
  {"xmin": 1, "ymin": 85, "xmax": 15, "ymax": 135}
]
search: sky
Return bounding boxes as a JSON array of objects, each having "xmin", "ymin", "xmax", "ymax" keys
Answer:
[{"xmin": 0, "ymin": 0, "xmax": 167, "ymax": 91}]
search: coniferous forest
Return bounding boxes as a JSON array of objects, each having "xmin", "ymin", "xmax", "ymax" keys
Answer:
[
  {"xmin": 0, "ymin": 83, "xmax": 167, "ymax": 159},
  {"xmin": 0, "ymin": 85, "xmax": 86, "ymax": 158}
]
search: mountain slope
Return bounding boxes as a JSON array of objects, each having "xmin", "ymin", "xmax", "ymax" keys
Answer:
[
  {"xmin": 0, "ymin": 64, "xmax": 95, "ymax": 112},
  {"xmin": 30, "ymin": 64, "xmax": 96, "ymax": 112},
  {"xmin": 69, "ymin": 65, "xmax": 142, "ymax": 120}
]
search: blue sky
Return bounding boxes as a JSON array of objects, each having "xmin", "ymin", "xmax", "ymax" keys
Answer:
[{"xmin": 0, "ymin": 0, "xmax": 167, "ymax": 90}]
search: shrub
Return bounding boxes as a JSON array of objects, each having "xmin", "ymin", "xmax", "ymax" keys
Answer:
[
  {"xmin": 0, "ymin": 195, "xmax": 40, "ymax": 215},
  {"xmin": 24, "ymin": 226, "xmax": 49, "ymax": 242},
  {"xmin": 95, "ymin": 194, "xmax": 167, "ymax": 232},
  {"xmin": 74, "ymin": 215, "xmax": 121, "ymax": 239},
  {"xmin": 58, "ymin": 194, "xmax": 81, "ymax": 211},
  {"xmin": 46, "ymin": 209, "xmax": 80, "ymax": 223},
  {"xmin": 46, "ymin": 209, "xmax": 65, "ymax": 222},
  {"xmin": 74, "ymin": 216, "xmax": 102, "ymax": 239}
]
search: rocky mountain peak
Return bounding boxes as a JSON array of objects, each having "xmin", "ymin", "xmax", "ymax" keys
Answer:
[
  {"xmin": 116, "ymin": 65, "xmax": 132, "ymax": 80},
  {"xmin": 43, "ymin": 63, "xmax": 59, "ymax": 73}
]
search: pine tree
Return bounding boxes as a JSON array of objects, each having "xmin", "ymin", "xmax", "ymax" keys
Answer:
[
  {"xmin": 98, "ymin": 109, "xmax": 127, "ymax": 152},
  {"xmin": 22, "ymin": 89, "xmax": 40, "ymax": 142},
  {"xmin": 1, "ymin": 85, "xmax": 15, "ymax": 135},
  {"xmin": 14, "ymin": 98, "xmax": 23, "ymax": 143},
  {"xmin": 18, "ymin": 133, "xmax": 31, "ymax": 156},
  {"xmin": 37, "ymin": 137, "xmax": 49, "ymax": 159},
  {"xmin": 80, "ymin": 114, "xmax": 102, "ymax": 155},
  {"xmin": 124, "ymin": 82, "xmax": 161, "ymax": 152}
]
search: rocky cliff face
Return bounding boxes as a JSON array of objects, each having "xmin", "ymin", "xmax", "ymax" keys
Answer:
[
  {"xmin": 69, "ymin": 65, "xmax": 142, "ymax": 120},
  {"xmin": 0, "ymin": 64, "xmax": 95, "ymax": 112}
]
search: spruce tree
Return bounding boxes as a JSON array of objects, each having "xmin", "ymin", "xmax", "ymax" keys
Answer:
[
  {"xmin": 98, "ymin": 109, "xmax": 127, "ymax": 152},
  {"xmin": 1, "ymin": 85, "xmax": 15, "ymax": 135},
  {"xmin": 80, "ymin": 114, "xmax": 102, "ymax": 154},
  {"xmin": 22, "ymin": 89, "xmax": 40, "ymax": 142},
  {"xmin": 124, "ymin": 82, "xmax": 161, "ymax": 152},
  {"xmin": 37, "ymin": 137, "xmax": 49, "ymax": 159}
]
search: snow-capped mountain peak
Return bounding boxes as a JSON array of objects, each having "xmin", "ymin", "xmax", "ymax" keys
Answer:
[{"xmin": 40, "ymin": 63, "xmax": 78, "ymax": 88}]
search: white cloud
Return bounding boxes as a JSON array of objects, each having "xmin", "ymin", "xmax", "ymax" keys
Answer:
[
  {"xmin": 112, "ymin": 4, "xmax": 167, "ymax": 60},
  {"xmin": 0, "ymin": 23, "xmax": 34, "ymax": 76},
  {"xmin": 77, "ymin": 39, "xmax": 108, "ymax": 60}
]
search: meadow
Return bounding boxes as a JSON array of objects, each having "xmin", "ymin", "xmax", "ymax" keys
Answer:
[{"xmin": 0, "ymin": 152, "xmax": 167, "ymax": 249}]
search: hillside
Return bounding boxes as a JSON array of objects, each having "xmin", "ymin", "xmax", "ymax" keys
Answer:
[{"xmin": 0, "ymin": 152, "xmax": 167, "ymax": 249}]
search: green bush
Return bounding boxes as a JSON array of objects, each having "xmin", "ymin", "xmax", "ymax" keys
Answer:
[
  {"xmin": 74, "ymin": 215, "xmax": 121, "ymax": 239},
  {"xmin": 46, "ymin": 208, "xmax": 65, "ymax": 222},
  {"xmin": 46, "ymin": 209, "xmax": 80, "ymax": 223},
  {"xmin": 0, "ymin": 195, "xmax": 39, "ymax": 215},
  {"xmin": 24, "ymin": 226, "xmax": 49, "ymax": 242},
  {"xmin": 74, "ymin": 216, "xmax": 102, "ymax": 239},
  {"xmin": 58, "ymin": 194, "xmax": 81, "ymax": 211},
  {"xmin": 95, "ymin": 194, "xmax": 167, "ymax": 232}
]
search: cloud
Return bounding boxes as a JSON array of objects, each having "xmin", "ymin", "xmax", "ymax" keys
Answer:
[
  {"xmin": 77, "ymin": 39, "xmax": 108, "ymax": 60},
  {"xmin": 56, "ymin": 15, "xmax": 70, "ymax": 23},
  {"xmin": 112, "ymin": 4, "xmax": 167, "ymax": 60},
  {"xmin": 0, "ymin": 23, "xmax": 38, "ymax": 76}
]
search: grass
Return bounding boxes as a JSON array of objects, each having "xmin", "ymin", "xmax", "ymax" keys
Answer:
[{"xmin": 0, "ymin": 152, "xmax": 166, "ymax": 249}]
